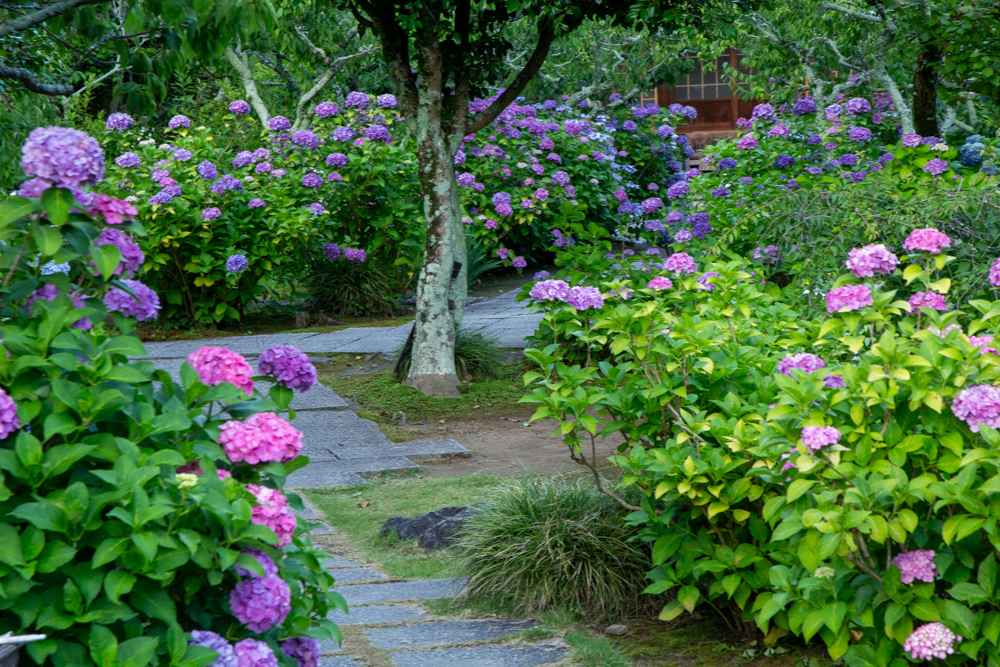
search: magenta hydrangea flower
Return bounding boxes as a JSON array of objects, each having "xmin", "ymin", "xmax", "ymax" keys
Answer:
[
  {"xmin": 923, "ymin": 158, "xmax": 948, "ymax": 175},
  {"xmin": 280, "ymin": 638, "xmax": 320, "ymax": 667},
  {"xmin": 235, "ymin": 548, "xmax": 278, "ymax": 579},
  {"xmin": 104, "ymin": 279, "xmax": 160, "ymax": 322},
  {"xmin": 248, "ymin": 485, "xmax": 297, "ymax": 547},
  {"xmin": 909, "ymin": 291, "xmax": 947, "ymax": 311},
  {"xmin": 736, "ymin": 134, "xmax": 759, "ymax": 150},
  {"xmin": 952, "ymin": 384, "xmax": 1000, "ymax": 433},
  {"xmin": 187, "ymin": 346, "xmax": 255, "ymax": 395},
  {"xmin": 233, "ymin": 639, "xmax": 279, "ymax": 667},
  {"xmin": 230, "ymin": 100, "xmax": 251, "ymax": 115},
  {"xmin": 314, "ymin": 101, "xmax": 338, "ymax": 118},
  {"xmin": 188, "ymin": 631, "xmax": 238, "ymax": 667},
  {"xmin": 904, "ymin": 623, "xmax": 961, "ymax": 661},
  {"xmin": 219, "ymin": 420, "xmax": 267, "ymax": 465},
  {"xmin": 167, "ymin": 115, "xmax": 190, "ymax": 129},
  {"xmin": 202, "ymin": 207, "xmax": 222, "ymax": 221},
  {"xmin": 0, "ymin": 388, "xmax": 21, "ymax": 440},
  {"xmin": 268, "ymin": 116, "xmax": 291, "ymax": 131},
  {"xmin": 21, "ymin": 127, "xmax": 104, "ymax": 187},
  {"xmin": 647, "ymin": 276, "xmax": 673, "ymax": 290},
  {"xmin": 89, "ymin": 194, "xmax": 137, "ymax": 225},
  {"xmin": 801, "ymin": 425, "xmax": 841, "ymax": 450},
  {"xmin": 824, "ymin": 375, "xmax": 846, "ymax": 389},
  {"xmin": 989, "ymin": 257, "xmax": 1000, "ymax": 287},
  {"xmin": 529, "ymin": 279, "xmax": 570, "ymax": 302},
  {"xmin": 903, "ymin": 228, "xmax": 951, "ymax": 254},
  {"xmin": 663, "ymin": 252, "xmax": 697, "ymax": 274},
  {"xmin": 258, "ymin": 345, "xmax": 317, "ymax": 392},
  {"xmin": 891, "ymin": 550, "xmax": 937, "ymax": 584},
  {"xmin": 95, "ymin": 228, "xmax": 144, "ymax": 276},
  {"xmin": 970, "ymin": 335, "xmax": 999, "ymax": 356},
  {"xmin": 845, "ymin": 244, "xmax": 899, "ymax": 277},
  {"xmin": 778, "ymin": 353, "xmax": 826, "ymax": 376},
  {"xmin": 826, "ymin": 284, "xmax": 872, "ymax": 312},
  {"xmin": 247, "ymin": 412, "xmax": 304, "ymax": 463}
]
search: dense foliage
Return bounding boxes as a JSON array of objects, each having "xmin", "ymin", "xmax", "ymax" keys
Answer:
[{"xmin": 0, "ymin": 128, "xmax": 341, "ymax": 667}]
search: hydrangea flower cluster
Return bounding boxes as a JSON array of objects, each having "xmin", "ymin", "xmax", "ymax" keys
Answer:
[
  {"xmin": 800, "ymin": 425, "xmax": 841, "ymax": 450},
  {"xmin": 909, "ymin": 291, "xmax": 947, "ymax": 311},
  {"xmin": 647, "ymin": 276, "xmax": 673, "ymax": 290},
  {"xmin": 233, "ymin": 639, "xmax": 280, "ymax": 667},
  {"xmin": 845, "ymin": 244, "xmax": 898, "ymax": 277},
  {"xmin": 106, "ymin": 113, "xmax": 133, "ymax": 131},
  {"xmin": 258, "ymin": 344, "xmax": 317, "ymax": 392},
  {"xmin": 94, "ymin": 228, "xmax": 144, "ymax": 276},
  {"xmin": 167, "ymin": 115, "xmax": 190, "ymax": 129},
  {"xmin": 663, "ymin": 252, "xmax": 697, "ymax": 274},
  {"xmin": 778, "ymin": 353, "xmax": 826, "ymax": 376},
  {"xmin": 990, "ymin": 257, "xmax": 1000, "ymax": 287},
  {"xmin": 89, "ymin": 194, "xmax": 137, "ymax": 225},
  {"xmin": 343, "ymin": 248, "xmax": 366, "ymax": 263},
  {"xmin": 104, "ymin": 279, "xmax": 161, "ymax": 321},
  {"xmin": 21, "ymin": 127, "xmax": 105, "ymax": 187},
  {"xmin": 0, "ymin": 388, "xmax": 20, "ymax": 440},
  {"xmin": 529, "ymin": 279, "xmax": 570, "ymax": 301},
  {"xmin": 826, "ymin": 284, "xmax": 873, "ymax": 312},
  {"xmin": 230, "ymin": 99, "xmax": 251, "ymax": 115},
  {"xmin": 951, "ymin": 384, "xmax": 1000, "ymax": 433},
  {"xmin": 248, "ymin": 484, "xmax": 297, "ymax": 547},
  {"xmin": 903, "ymin": 622, "xmax": 961, "ymax": 661},
  {"xmin": 280, "ymin": 638, "xmax": 321, "ymax": 667},
  {"xmin": 187, "ymin": 346, "xmax": 255, "ymax": 395},
  {"xmin": 564, "ymin": 285, "xmax": 604, "ymax": 311},
  {"xmin": 226, "ymin": 254, "xmax": 249, "ymax": 273},
  {"xmin": 188, "ymin": 631, "xmax": 238, "ymax": 667},
  {"xmin": 891, "ymin": 550, "xmax": 937, "ymax": 584},
  {"xmin": 903, "ymin": 228, "xmax": 951, "ymax": 254}
]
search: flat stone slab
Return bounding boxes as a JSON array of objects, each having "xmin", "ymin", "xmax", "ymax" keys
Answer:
[
  {"xmin": 319, "ymin": 657, "xmax": 361, "ymax": 667},
  {"xmin": 286, "ymin": 467, "xmax": 366, "ymax": 489},
  {"xmin": 389, "ymin": 644, "xmax": 568, "ymax": 667},
  {"xmin": 329, "ymin": 567, "xmax": 387, "ymax": 584},
  {"xmin": 142, "ymin": 333, "xmax": 318, "ymax": 359},
  {"xmin": 327, "ymin": 556, "xmax": 361, "ymax": 568},
  {"xmin": 368, "ymin": 620, "xmax": 537, "ymax": 649},
  {"xmin": 328, "ymin": 604, "xmax": 428, "ymax": 626},
  {"xmin": 334, "ymin": 578, "xmax": 466, "ymax": 605},
  {"xmin": 385, "ymin": 439, "xmax": 470, "ymax": 459},
  {"xmin": 296, "ymin": 410, "xmax": 390, "ymax": 454}
]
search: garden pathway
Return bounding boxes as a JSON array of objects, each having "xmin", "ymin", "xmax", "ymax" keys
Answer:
[{"xmin": 313, "ymin": 551, "xmax": 569, "ymax": 666}]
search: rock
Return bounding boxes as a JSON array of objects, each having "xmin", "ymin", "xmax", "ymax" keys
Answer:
[
  {"xmin": 604, "ymin": 624, "xmax": 628, "ymax": 636},
  {"xmin": 314, "ymin": 312, "xmax": 345, "ymax": 327},
  {"xmin": 381, "ymin": 506, "xmax": 480, "ymax": 549},
  {"xmin": 295, "ymin": 311, "xmax": 311, "ymax": 328}
]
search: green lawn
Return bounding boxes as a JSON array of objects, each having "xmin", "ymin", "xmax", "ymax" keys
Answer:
[{"xmin": 304, "ymin": 473, "xmax": 503, "ymax": 580}]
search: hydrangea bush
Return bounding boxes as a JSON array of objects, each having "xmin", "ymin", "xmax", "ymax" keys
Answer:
[
  {"xmin": 520, "ymin": 222, "xmax": 1000, "ymax": 662},
  {"xmin": 0, "ymin": 128, "xmax": 343, "ymax": 666}
]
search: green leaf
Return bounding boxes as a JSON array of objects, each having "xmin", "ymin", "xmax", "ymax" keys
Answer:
[
  {"xmin": 92, "ymin": 537, "xmax": 129, "ymax": 567},
  {"xmin": 91, "ymin": 244, "xmax": 122, "ymax": 281},
  {"xmin": 103, "ymin": 569, "xmax": 137, "ymax": 604},
  {"xmin": 129, "ymin": 585, "xmax": 177, "ymax": 624},
  {"xmin": 786, "ymin": 479, "xmax": 815, "ymax": 502},
  {"xmin": 0, "ymin": 195, "xmax": 36, "ymax": 226},
  {"xmin": 40, "ymin": 187, "xmax": 73, "ymax": 226},
  {"xmin": 948, "ymin": 583, "xmax": 988, "ymax": 605},
  {"xmin": 116, "ymin": 637, "xmax": 159, "ymax": 667},
  {"xmin": 0, "ymin": 523, "xmax": 25, "ymax": 566},
  {"xmin": 944, "ymin": 600, "xmax": 976, "ymax": 636},
  {"xmin": 11, "ymin": 501, "xmax": 68, "ymax": 532},
  {"xmin": 36, "ymin": 540, "xmax": 76, "ymax": 573},
  {"xmin": 32, "ymin": 221, "xmax": 63, "ymax": 256},
  {"xmin": 658, "ymin": 599, "xmax": 685, "ymax": 621},
  {"xmin": 677, "ymin": 585, "xmax": 700, "ymax": 613},
  {"xmin": 89, "ymin": 624, "xmax": 118, "ymax": 667},
  {"xmin": 909, "ymin": 597, "xmax": 941, "ymax": 621}
]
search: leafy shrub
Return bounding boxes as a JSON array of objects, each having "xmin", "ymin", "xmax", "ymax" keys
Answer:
[
  {"xmin": 459, "ymin": 478, "xmax": 654, "ymax": 622},
  {"xmin": 0, "ymin": 128, "xmax": 341, "ymax": 666},
  {"xmin": 306, "ymin": 252, "xmax": 399, "ymax": 317},
  {"xmin": 464, "ymin": 234, "xmax": 504, "ymax": 290}
]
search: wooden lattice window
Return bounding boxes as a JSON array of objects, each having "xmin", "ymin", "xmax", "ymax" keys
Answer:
[
  {"xmin": 673, "ymin": 56, "xmax": 733, "ymax": 101},
  {"xmin": 640, "ymin": 90, "xmax": 657, "ymax": 106}
]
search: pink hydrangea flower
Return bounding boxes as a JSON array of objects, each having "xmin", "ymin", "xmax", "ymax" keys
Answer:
[
  {"xmin": 233, "ymin": 638, "xmax": 280, "ymax": 667},
  {"xmin": 990, "ymin": 257, "xmax": 1000, "ymax": 287},
  {"xmin": 951, "ymin": 384, "xmax": 1000, "ymax": 433},
  {"xmin": 647, "ymin": 276, "xmax": 673, "ymax": 290},
  {"xmin": 801, "ymin": 426, "xmax": 841, "ymax": 450},
  {"xmin": 845, "ymin": 244, "xmax": 898, "ymax": 277},
  {"xmin": 778, "ymin": 353, "xmax": 825, "ymax": 376},
  {"xmin": 0, "ymin": 388, "xmax": 20, "ymax": 440},
  {"xmin": 247, "ymin": 412, "xmax": 303, "ymax": 463},
  {"xmin": 663, "ymin": 252, "xmax": 697, "ymax": 274},
  {"xmin": 248, "ymin": 485, "xmax": 297, "ymax": 547},
  {"xmin": 187, "ymin": 347, "xmax": 255, "ymax": 395},
  {"xmin": 88, "ymin": 194, "xmax": 137, "ymax": 225},
  {"xmin": 969, "ymin": 335, "xmax": 999, "ymax": 356},
  {"xmin": 736, "ymin": 134, "xmax": 759, "ymax": 150},
  {"xmin": 909, "ymin": 291, "xmax": 947, "ymax": 311},
  {"xmin": 826, "ymin": 284, "xmax": 873, "ymax": 313},
  {"xmin": 904, "ymin": 623, "xmax": 961, "ymax": 661},
  {"xmin": 529, "ymin": 279, "xmax": 570, "ymax": 302},
  {"xmin": 230, "ymin": 574, "xmax": 290, "ymax": 632},
  {"xmin": 903, "ymin": 228, "xmax": 951, "ymax": 254},
  {"xmin": 891, "ymin": 550, "xmax": 937, "ymax": 584}
]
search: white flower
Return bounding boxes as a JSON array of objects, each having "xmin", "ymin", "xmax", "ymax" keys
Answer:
[
  {"xmin": 814, "ymin": 566, "xmax": 835, "ymax": 579},
  {"xmin": 932, "ymin": 143, "xmax": 949, "ymax": 151},
  {"xmin": 177, "ymin": 473, "xmax": 198, "ymax": 489}
]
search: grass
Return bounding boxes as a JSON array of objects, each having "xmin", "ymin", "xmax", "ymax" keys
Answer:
[
  {"xmin": 303, "ymin": 473, "xmax": 502, "ymax": 580},
  {"xmin": 565, "ymin": 631, "xmax": 634, "ymax": 667},
  {"xmin": 316, "ymin": 358, "xmax": 533, "ymax": 423}
]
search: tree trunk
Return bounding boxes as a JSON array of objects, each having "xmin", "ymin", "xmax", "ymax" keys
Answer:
[
  {"xmin": 403, "ymin": 42, "xmax": 464, "ymax": 398},
  {"xmin": 224, "ymin": 46, "xmax": 271, "ymax": 129},
  {"xmin": 913, "ymin": 42, "xmax": 941, "ymax": 137}
]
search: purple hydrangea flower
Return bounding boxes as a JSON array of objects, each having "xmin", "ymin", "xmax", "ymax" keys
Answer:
[
  {"xmin": 846, "ymin": 244, "xmax": 898, "ymax": 277},
  {"xmin": 666, "ymin": 180, "xmax": 689, "ymax": 200},
  {"xmin": 331, "ymin": 126, "xmax": 355, "ymax": 142},
  {"xmin": 824, "ymin": 375, "xmax": 846, "ymax": 389},
  {"xmin": 106, "ymin": 113, "xmax": 133, "ymax": 131},
  {"xmin": 512, "ymin": 257, "xmax": 527, "ymax": 269},
  {"xmin": 902, "ymin": 133, "xmax": 923, "ymax": 148},
  {"xmin": 664, "ymin": 252, "xmax": 697, "ymax": 273},
  {"xmin": 697, "ymin": 271, "xmax": 722, "ymax": 291},
  {"xmin": 326, "ymin": 153, "xmax": 348, "ymax": 168},
  {"xmin": 376, "ymin": 94, "xmax": 398, "ymax": 109},
  {"xmin": 255, "ymin": 162, "xmax": 273, "ymax": 174},
  {"xmin": 95, "ymin": 228, "xmax": 144, "ymax": 276},
  {"xmin": 0, "ymin": 388, "xmax": 20, "ymax": 440},
  {"xmin": 792, "ymin": 97, "xmax": 817, "ymax": 115},
  {"xmin": 115, "ymin": 152, "xmax": 141, "ymax": 169},
  {"xmin": 801, "ymin": 425, "xmax": 841, "ymax": 450},
  {"xmin": 188, "ymin": 631, "xmax": 238, "ymax": 667},
  {"xmin": 778, "ymin": 353, "xmax": 825, "ymax": 376},
  {"xmin": 826, "ymin": 284, "xmax": 873, "ymax": 312},
  {"xmin": 323, "ymin": 243, "xmax": 341, "ymax": 260},
  {"xmin": 751, "ymin": 103, "xmax": 775, "ymax": 121},
  {"xmin": 903, "ymin": 228, "xmax": 951, "ymax": 253},
  {"xmin": 529, "ymin": 279, "xmax": 570, "ymax": 301},
  {"xmin": 230, "ymin": 100, "xmax": 251, "ymax": 115},
  {"xmin": 844, "ymin": 97, "xmax": 872, "ymax": 114},
  {"xmin": 849, "ymin": 126, "xmax": 873, "ymax": 142},
  {"xmin": 309, "ymin": 203, "xmax": 326, "ymax": 215},
  {"xmin": 280, "ymin": 638, "xmax": 320, "ymax": 667},
  {"xmin": 293, "ymin": 130, "xmax": 319, "ymax": 149},
  {"xmin": 230, "ymin": 574, "xmax": 291, "ymax": 632},
  {"xmin": 268, "ymin": 116, "xmax": 291, "ymax": 131},
  {"xmin": 21, "ymin": 127, "xmax": 104, "ymax": 187},
  {"xmin": 775, "ymin": 154, "xmax": 795, "ymax": 168},
  {"xmin": 345, "ymin": 92, "xmax": 369, "ymax": 109},
  {"xmin": 564, "ymin": 285, "xmax": 604, "ymax": 311},
  {"xmin": 343, "ymin": 248, "xmax": 366, "ymax": 263},
  {"xmin": 202, "ymin": 207, "xmax": 221, "ymax": 221},
  {"xmin": 891, "ymin": 550, "xmax": 937, "ymax": 584},
  {"xmin": 232, "ymin": 151, "xmax": 253, "ymax": 168},
  {"xmin": 718, "ymin": 158, "xmax": 737, "ymax": 170},
  {"xmin": 226, "ymin": 254, "xmax": 249, "ymax": 274},
  {"xmin": 167, "ymin": 115, "xmax": 190, "ymax": 129},
  {"xmin": 923, "ymin": 158, "xmax": 948, "ymax": 175},
  {"xmin": 197, "ymin": 161, "xmax": 218, "ymax": 180},
  {"xmin": 259, "ymin": 344, "xmax": 317, "ymax": 392},
  {"xmin": 952, "ymin": 384, "xmax": 1000, "ymax": 432},
  {"xmin": 172, "ymin": 149, "xmax": 192, "ymax": 162},
  {"xmin": 104, "ymin": 279, "xmax": 161, "ymax": 321},
  {"xmin": 711, "ymin": 186, "xmax": 730, "ymax": 198},
  {"xmin": 233, "ymin": 639, "xmax": 279, "ymax": 667},
  {"xmin": 301, "ymin": 173, "xmax": 323, "ymax": 189},
  {"xmin": 314, "ymin": 101, "xmax": 338, "ymax": 118},
  {"xmin": 904, "ymin": 623, "xmax": 961, "ymax": 661},
  {"xmin": 248, "ymin": 198, "xmax": 266, "ymax": 209}
]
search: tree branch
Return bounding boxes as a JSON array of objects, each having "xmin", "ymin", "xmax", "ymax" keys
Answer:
[
  {"xmin": 224, "ymin": 45, "xmax": 270, "ymax": 128},
  {"xmin": 0, "ymin": 64, "xmax": 73, "ymax": 95},
  {"xmin": 0, "ymin": 0, "xmax": 104, "ymax": 38}
]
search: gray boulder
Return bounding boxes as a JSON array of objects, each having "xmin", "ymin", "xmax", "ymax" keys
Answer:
[{"xmin": 381, "ymin": 506, "xmax": 480, "ymax": 550}]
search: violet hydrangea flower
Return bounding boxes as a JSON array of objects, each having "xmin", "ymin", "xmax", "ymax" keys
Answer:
[
  {"xmin": 326, "ymin": 153, "xmax": 348, "ymax": 168},
  {"xmin": 736, "ymin": 134, "xmax": 759, "ymax": 150},
  {"xmin": 844, "ymin": 97, "xmax": 872, "ymax": 114},
  {"xmin": 778, "ymin": 353, "xmax": 825, "ymax": 376},
  {"xmin": 310, "ymin": 203, "xmax": 327, "ymax": 215},
  {"xmin": 258, "ymin": 345, "xmax": 317, "ymax": 392},
  {"xmin": 293, "ymin": 130, "xmax": 319, "ymax": 149},
  {"xmin": 115, "ymin": 152, "xmax": 141, "ymax": 169},
  {"xmin": 230, "ymin": 570, "xmax": 291, "ymax": 631},
  {"xmin": 904, "ymin": 623, "xmax": 961, "ymax": 661},
  {"xmin": 226, "ymin": 254, "xmax": 249, "ymax": 273},
  {"xmin": 909, "ymin": 291, "xmax": 947, "ymax": 311},
  {"xmin": 891, "ymin": 550, "xmax": 937, "ymax": 584},
  {"xmin": 345, "ymin": 91, "xmax": 369, "ymax": 109},
  {"xmin": 902, "ymin": 133, "xmax": 923, "ymax": 148},
  {"xmin": 792, "ymin": 97, "xmax": 817, "ymax": 115},
  {"xmin": 314, "ymin": 101, "xmax": 338, "ymax": 118},
  {"xmin": 248, "ymin": 484, "xmax": 296, "ymax": 547},
  {"xmin": 233, "ymin": 639, "xmax": 279, "ymax": 667},
  {"xmin": 801, "ymin": 426, "xmax": 841, "ymax": 450},
  {"xmin": 564, "ymin": 285, "xmax": 604, "ymax": 311},
  {"xmin": 529, "ymin": 279, "xmax": 570, "ymax": 302},
  {"xmin": 95, "ymin": 228, "xmax": 144, "ymax": 276},
  {"xmin": 106, "ymin": 113, "xmax": 133, "ymax": 131},
  {"xmin": 268, "ymin": 116, "xmax": 291, "ymax": 131},
  {"xmin": 648, "ymin": 276, "xmax": 673, "ymax": 290},
  {"xmin": 952, "ymin": 385, "xmax": 1000, "ymax": 433},
  {"xmin": 0, "ymin": 388, "xmax": 20, "ymax": 440},
  {"xmin": 188, "ymin": 631, "xmax": 238, "ymax": 667},
  {"xmin": 376, "ymin": 94, "xmax": 398, "ymax": 109},
  {"xmin": 202, "ymin": 207, "xmax": 221, "ymax": 221},
  {"xmin": 167, "ymin": 115, "xmax": 190, "ymax": 129},
  {"xmin": 990, "ymin": 257, "xmax": 1000, "ymax": 287},
  {"xmin": 923, "ymin": 158, "xmax": 948, "ymax": 175},
  {"xmin": 187, "ymin": 347, "xmax": 255, "ymax": 395},
  {"xmin": 89, "ymin": 194, "xmax": 137, "ymax": 225},
  {"xmin": 331, "ymin": 126, "xmax": 355, "ymax": 142},
  {"xmin": 323, "ymin": 243, "xmax": 341, "ymax": 260},
  {"xmin": 697, "ymin": 272, "xmax": 722, "ymax": 291},
  {"xmin": 301, "ymin": 173, "xmax": 323, "ymax": 189},
  {"xmin": 21, "ymin": 127, "xmax": 104, "ymax": 187},
  {"xmin": 247, "ymin": 198, "xmax": 266, "ymax": 209},
  {"xmin": 229, "ymin": 100, "xmax": 251, "ymax": 115},
  {"xmin": 343, "ymin": 248, "xmax": 366, "ymax": 263},
  {"xmin": 104, "ymin": 279, "xmax": 160, "ymax": 321},
  {"xmin": 666, "ymin": 180, "xmax": 689, "ymax": 200},
  {"xmin": 845, "ymin": 244, "xmax": 898, "ymax": 277}
]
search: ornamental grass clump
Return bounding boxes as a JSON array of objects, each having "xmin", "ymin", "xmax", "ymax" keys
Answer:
[
  {"xmin": 0, "ymin": 128, "xmax": 343, "ymax": 667},
  {"xmin": 458, "ymin": 479, "xmax": 653, "ymax": 622}
]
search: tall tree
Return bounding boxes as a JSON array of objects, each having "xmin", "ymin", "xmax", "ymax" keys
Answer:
[{"xmin": 332, "ymin": 0, "xmax": 723, "ymax": 397}]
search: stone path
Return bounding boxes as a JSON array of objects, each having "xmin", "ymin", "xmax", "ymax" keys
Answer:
[{"xmin": 319, "ymin": 557, "xmax": 569, "ymax": 666}]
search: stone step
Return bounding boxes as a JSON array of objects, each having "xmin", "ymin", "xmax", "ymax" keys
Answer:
[
  {"xmin": 327, "ymin": 604, "xmax": 428, "ymax": 626},
  {"xmin": 384, "ymin": 439, "xmax": 470, "ymax": 459},
  {"xmin": 296, "ymin": 410, "xmax": 391, "ymax": 453},
  {"xmin": 367, "ymin": 620, "xmax": 537, "ymax": 649},
  {"xmin": 387, "ymin": 644, "xmax": 568, "ymax": 667},
  {"xmin": 319, "ymin": 657, "xmax": 361, "ymax": 667},
  {"xmin": 328, "ymin": 567, "xmax": 388, "ymax": 584},
  {"xmin": 334, "ymin": 578, "xmax": 466, "ymax": 605},
  {"xmin": 286, "ymin": 468, "xmax": 366, "ymax": 489}
]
